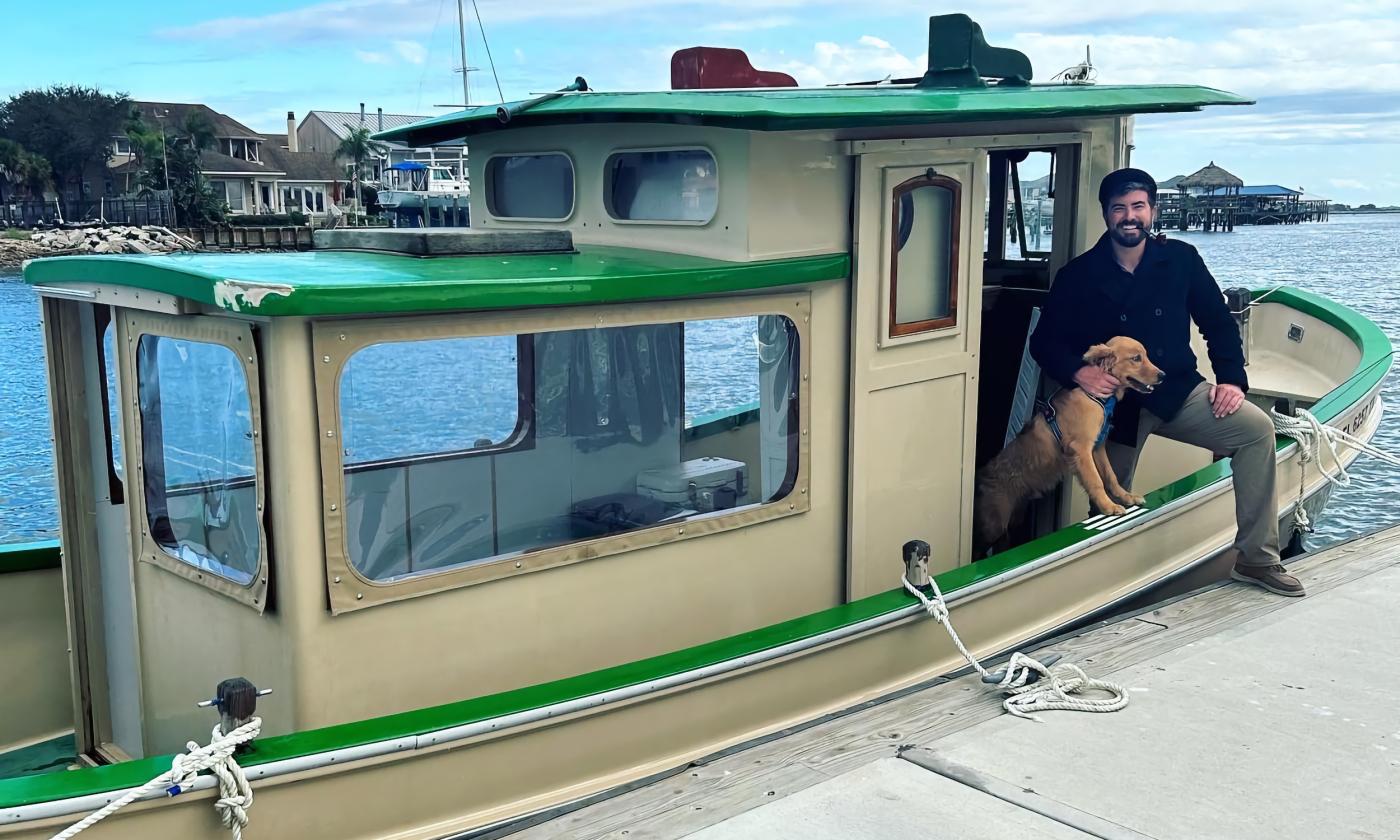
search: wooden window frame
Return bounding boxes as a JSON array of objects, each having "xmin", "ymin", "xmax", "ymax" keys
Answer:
[{"xmin": 887, "ymin": 171, "xmax": 961, "ymax": 338}]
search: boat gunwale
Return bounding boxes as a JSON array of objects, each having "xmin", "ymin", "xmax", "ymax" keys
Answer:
[{"xmin": 0, "ymin": 284, "xmax": 1391, "ymax": 814}]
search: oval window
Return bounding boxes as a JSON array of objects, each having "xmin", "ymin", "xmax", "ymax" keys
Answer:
[
  {"xmin": 486, "ymin": 153, "xmax": 574, "ymax": 220},
  {"xmin": 606, "ymin": 149, "xmax": 717, "ymax": 223}
]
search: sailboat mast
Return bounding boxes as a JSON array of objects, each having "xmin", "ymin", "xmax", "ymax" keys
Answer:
[{"xmin": 456, "ymin": 0, "xmax": 471, "ymax": 107}]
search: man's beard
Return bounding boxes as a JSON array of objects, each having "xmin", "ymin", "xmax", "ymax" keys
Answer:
[{"xmin": 1108, "ymin": 221, "xmax": 1147, "ymax": 247}]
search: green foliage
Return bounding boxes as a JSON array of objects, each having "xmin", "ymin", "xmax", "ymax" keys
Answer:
[
  {"xmin": 335, "ymin": 126, "xmax": 387, "ymax": 183},
  {"xmin": 165, "ymin": 138, "xmax": 226, "ymax": 226},
  {"xmin": 0, "ymin": 86, "xmax": 130, "ymax": 194},
  {"xmin": 0, "ymin": 137, "xmax": 52, "ymax": 200},
  {"xmin": 3, "ymin": 227, "xmax": 29, "ymax": 240}
]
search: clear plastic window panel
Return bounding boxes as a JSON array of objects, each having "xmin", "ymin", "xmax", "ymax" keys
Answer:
[
  {"xmin": 607, "ymin": 149, "xmax": 718, "ymax": 222},
  {"xmin": 486, "ymin": 154, "xmax": 573, "ymax": 219},
  {"xmin": 339, "ymin": 316, "xmax": 799, "ymax": 583},
  {"xmin": 894, "ymin": 183, "xmax": 955, "ymax": 324},
  {"xmin": 136, "ymin": 335, "xmax": 259, "ymax": 585}
]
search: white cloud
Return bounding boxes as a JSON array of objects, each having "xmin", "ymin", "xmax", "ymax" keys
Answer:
[
  {"xmin": 392, "ymin": 39, "xmax": 427, "ymax": 65},
  {"xmin": 757, "ymin": 36, "xmax": 924, "ymax": 87},
  {"xmin": 355, "ymin": 49, "xmax": 391, "ymax": 64},
  {"xmin": 701, "ymin": 16, "xmax": 794, "ymax": 33},
  {"xmin": 513, "ymin": 48, "xmax": 526, "ymax": 63}
]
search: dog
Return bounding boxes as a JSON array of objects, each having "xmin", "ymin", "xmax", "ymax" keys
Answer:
[{"xmin": 973, "ymin": 336, "xmax": 1165, "ymax": 554}]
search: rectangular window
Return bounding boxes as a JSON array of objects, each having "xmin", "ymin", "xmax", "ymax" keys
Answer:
[
  {"xmin": 485, "ymin": 153, "xmax": 574, "ymax": 220},
  {"xmin": 210, "ymin": 180, "xmax": 229, "ymax": 206},
  {"xmin": 889, "ymin": 172, "xmax": 961, "ymax": 336},
  {"xmin": 136, "ymin": 335, "xmax": 260, "ymax": 586},
  {"xmin": 335, "ymin": 315, "xmax": 799, "ymax": 585},
  {"xmin": 112, "ymin": 137, "xmax": 131, "ymax": 155},
  {"xmin": 606, "ymin": 149, "xmax": 718, "ymax": 223}
]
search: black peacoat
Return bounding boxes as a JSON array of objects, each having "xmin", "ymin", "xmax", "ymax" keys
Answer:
[{"xmin": 1030, "ymin": 232, "xmax": 1248, "ymax": 445}]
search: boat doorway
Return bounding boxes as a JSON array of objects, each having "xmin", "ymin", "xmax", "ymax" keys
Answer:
[{"xmin": 973, "ymin": 143, "xmax": 1083, "ymax": 555}]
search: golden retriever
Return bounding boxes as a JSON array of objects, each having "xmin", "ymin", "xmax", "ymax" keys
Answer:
[{"xmin": 973, "ymin": 336, "xmax": 1165, "ymax": 553}]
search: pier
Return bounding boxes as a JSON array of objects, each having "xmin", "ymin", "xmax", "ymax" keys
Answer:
[
  {"xmin": 1154, "ymin": 163, "xmax": 1331, "ymax": 232},
  {"xmin": 516, "ymin": 524, "xmax": 1400, "ymax": 839}
]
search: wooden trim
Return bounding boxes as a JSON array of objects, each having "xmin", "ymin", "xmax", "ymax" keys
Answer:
[{"xmin": 887, "ymin": 172, "xmax": 961, "ymax": 337}]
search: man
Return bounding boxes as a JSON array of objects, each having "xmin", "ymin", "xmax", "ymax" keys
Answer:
[{"xmin": 1029, "ymin": 168, "xmax": 1302, "ymax": 597}]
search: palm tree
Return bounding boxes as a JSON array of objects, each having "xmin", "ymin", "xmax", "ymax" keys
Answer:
[
  {"xmin": 0, "ymin": 138, "xmax": 51, "ymax": 201},
  {"xmin": 336, "ymin": 126, "xmax": 387, "ymax": 215}
]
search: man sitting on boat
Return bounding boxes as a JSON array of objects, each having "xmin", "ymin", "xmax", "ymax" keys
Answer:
[{"xmin": 1029, "ymin": 168, "xmax": 1304, "ymax": 598}]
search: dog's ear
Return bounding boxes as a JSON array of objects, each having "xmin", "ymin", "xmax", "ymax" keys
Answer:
[{"xmin": 1083, "ymin": 344, "xmax": 1116, "ymax": 368}]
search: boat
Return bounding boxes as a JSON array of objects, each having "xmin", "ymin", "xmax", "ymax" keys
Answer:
[
  {"xmin": 0, "ymin": 13, "xmax": 1391, "ymax": 839},
  {"xmin": 375, "ymin": 161, "xmax": 471, "ymax": 225}
]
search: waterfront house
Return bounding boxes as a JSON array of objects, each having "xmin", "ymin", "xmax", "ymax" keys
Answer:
[{"xmin": 297, "ymin": 107, "xmax": 468, "ymax": 184}]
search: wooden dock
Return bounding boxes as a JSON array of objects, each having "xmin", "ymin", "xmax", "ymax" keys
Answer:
[{"xmin": 507, "ymin": 524, "xmax": 1400, "ymax": 839}]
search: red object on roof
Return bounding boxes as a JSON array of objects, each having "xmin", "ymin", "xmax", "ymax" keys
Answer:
[{"xmin": 670, "ymin": 47, "xmax": 798, "ymax": 90}]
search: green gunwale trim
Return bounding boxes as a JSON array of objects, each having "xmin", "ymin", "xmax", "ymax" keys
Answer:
[
  {"xmin": 21, "ymin": 247, "xmax": 850, "ymax": 318},
  {"xmin": 684, "ymin": 401, "xmax": 760, "ymax": 441},
  {"xmin": 0, "ymin": 286, "xmax": 1388, "ymax": 810},
  {"xmin": 0, "ymin": 540, "xmax": 60, "ymax": 575},
  {"xmin": 376, "ymin": 85, "xmax": 1252, "ymax": 145}
]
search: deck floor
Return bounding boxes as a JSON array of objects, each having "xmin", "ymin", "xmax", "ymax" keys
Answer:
[{"xmin": 511, "ymin": 524, "xmax": 1400, "ymax": 840}]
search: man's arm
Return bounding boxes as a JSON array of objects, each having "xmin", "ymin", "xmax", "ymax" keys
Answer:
[
  {"xmin": 1185, "ymin": 248, "xmax": 1249, "ymax": 392},
  {"xmin": 1030, "ymin": 267, "xmax": 1089, "ymax": 390}
]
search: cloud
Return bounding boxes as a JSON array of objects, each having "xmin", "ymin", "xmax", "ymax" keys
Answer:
[
  {"xmin": 701, "ymin": 16, "xmax": 794, "ymax": 33},
  {"xmin": 1330, "ymin": 178, "xmax": 1367, "ymax": 191},
  {"xmin": 392, "ymin": 40, "xmax": 427, "ymax": 65},
  {"xmin": 756, "ymin": 36, "xmax": 924, "ymax": 87},
  {"xmin": 355, "ymin": 49, "xmax": 391, "ymax": 64}
]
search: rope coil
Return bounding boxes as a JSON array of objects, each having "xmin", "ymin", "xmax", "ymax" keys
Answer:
[
  {"xmin": 49, "ymin": 718, "xmax": 261, "ymax": 840},
  {"xmin": 1271, "ymin": 405, "xmax": 1399, "ymax": 534},
  {"xmin": 902, "ymin": 575, "xmax": 1128, "ymax": 720}
]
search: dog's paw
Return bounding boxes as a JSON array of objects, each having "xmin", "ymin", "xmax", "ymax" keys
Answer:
[
  {"xmin": 1113, "ymin": 492, "xmax": 1146, "ymax": 507},
  {"xmin": 1100, "ymin": 502, "xmax": 1127, "ymax": 516}
]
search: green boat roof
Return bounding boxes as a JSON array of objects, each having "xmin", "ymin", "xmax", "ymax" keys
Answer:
[
  {"xmin": 22, "ymin": 247, "xmax": 849, "ymax": 317},
  {"xmin": 376, "ymin": 84, "xmax": 1251, "ymax": 146}
]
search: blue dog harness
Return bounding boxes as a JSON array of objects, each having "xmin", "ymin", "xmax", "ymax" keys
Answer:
[{"xmin": 1037, "ymin": 391, "xmax": 1117, "ymax": 447}]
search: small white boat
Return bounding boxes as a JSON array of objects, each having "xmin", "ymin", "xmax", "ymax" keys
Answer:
[{"xmin": 375, "ymin": 161, "xmax": 470, "ymax": 215}]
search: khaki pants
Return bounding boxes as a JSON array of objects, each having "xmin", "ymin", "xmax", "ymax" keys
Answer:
[{"xmin": 1108, "ymin": 382, "xmax": 1279, "ymax": 568}]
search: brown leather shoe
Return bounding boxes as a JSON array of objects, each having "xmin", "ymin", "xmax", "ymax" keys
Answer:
[{"xmin": 1231, "ymin": 563, "xmax": 1306, "ymax": 597}]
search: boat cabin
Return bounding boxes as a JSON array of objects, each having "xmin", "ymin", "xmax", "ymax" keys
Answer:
[{"xmin": 23, "ymin": 14, "xmax": 1259, "ymax": 763}]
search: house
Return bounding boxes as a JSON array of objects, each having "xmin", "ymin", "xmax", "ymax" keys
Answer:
[
  {"xmin": 297, "ymin": 107, "xmax": 467, "ymax": 184},
  {"xmin": 109, "ymin": 102, "xmax": 345, "ymax": 217}
]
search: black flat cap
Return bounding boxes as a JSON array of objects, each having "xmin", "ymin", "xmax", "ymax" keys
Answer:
[{"xmin": 1099, "ymin": 167, "xmax": 1158, "ymax": 207}]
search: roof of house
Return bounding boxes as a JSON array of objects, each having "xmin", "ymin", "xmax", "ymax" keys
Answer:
[
  {"xmin": 198, "ymin": 151, "xmax": 286, "ymax": 177},
  {"xmin": 302, "ymin": 110, "xmax": 467, "ymax": 149},
  {"xmin": 1159, "ymin": 175, "xmax": 1186, "ymax": 189},
  {"xmin": 374, "ymin": 84, "xmax": 1251, "ymax": 146},
  {"xmin": 257, "ymin": 135, "xmax": 345, "ymax": 182},
  {"xmin": 20, "ymin": 247, "xmax": 848, "ymax": 317},
  {"xmin": 1178, "ymin": 161, "xmax": 1243, "ymax": 188},
  {"xmin": 131, "ymin": 101, "xmax": 263, "ymax": 140}
]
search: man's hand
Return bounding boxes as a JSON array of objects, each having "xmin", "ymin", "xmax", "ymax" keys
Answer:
[
  {"xmin": 1073, "ymin": 365, "xmax": 1120, "ymax": 399},
  {"xmin": 1209, "ymin": 383, "xmax": 1245, "ymax": 418}
]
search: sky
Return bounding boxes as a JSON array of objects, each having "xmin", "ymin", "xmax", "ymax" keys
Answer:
[{"xmin": 4, "ymin": 1, "xmax": 1397, "ymax": 205}]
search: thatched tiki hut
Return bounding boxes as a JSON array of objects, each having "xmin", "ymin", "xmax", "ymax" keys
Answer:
[{"xmin": 1177, "ymin": 161, "xmax": 1243, "ymax": 231}]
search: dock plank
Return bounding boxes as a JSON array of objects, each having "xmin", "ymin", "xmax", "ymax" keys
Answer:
[{"xmin": 511, "ymin": 525, "xmax": 1400, "ymax": 839}]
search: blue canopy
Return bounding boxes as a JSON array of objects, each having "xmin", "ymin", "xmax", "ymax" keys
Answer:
[{"xmin": 388, "ymin": 161, "xmax": 428, "ymax": 171}]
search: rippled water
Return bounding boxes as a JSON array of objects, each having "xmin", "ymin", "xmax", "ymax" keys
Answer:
[{"xmin": 2, "ymin": 213, "xmax": 1397, "ymax": 545}]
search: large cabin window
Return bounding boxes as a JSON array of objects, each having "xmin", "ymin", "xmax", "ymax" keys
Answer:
[
  {"xmin": 889, "ymin": 173, "xmax": 961, "ymax": 336},
  {"xmin": 485, "ymin": 153, "xmax": 574, "ymax": 220},
  {"xmin": 135, "ymin": 335, "xmax": 260, "ymax": 586},
  {"xmin": 605, "ymin": 148, "xmax": 718, "ymax": 223},
  {"xmin": 327, "ymin": 312, "xmax": 801, "ymax": 593}
]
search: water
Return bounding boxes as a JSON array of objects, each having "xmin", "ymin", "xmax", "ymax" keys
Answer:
[{"xmin": 2, "ymin": 214, "xmax": 1398, "ymax": 545}]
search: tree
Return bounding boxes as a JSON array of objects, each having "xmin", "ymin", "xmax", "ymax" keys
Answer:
[
  {"xmin": 0, "ymin": 86, "xmax": 130, "ymax": 197},
  {"xmin": 0, "ymin": 137, "xmax": 52, "ymax": 201},
  {"xmin": 336, "ymin": 126, "xmax": 387, "ymax": 214},
  {"xmin": 164, "ymin": 112, "xmax": 226, "ymax": 226}
]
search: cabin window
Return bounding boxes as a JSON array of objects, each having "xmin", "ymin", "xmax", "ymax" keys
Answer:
[
  {"xmin": 605, "ymin": 149, "xmax": 718, "ymax": 223},
  {"xmin": 332, "ymin": 314, "xmax": 799, "ymax": 586},
  {"xmin": 100, "ymin": 316, "xmax": 125, "ymax": 498},
  {"xmin": 889, "ymin": 173, "xmax": 961, "ymax": 336},
  {"xmin": 135, "ymin": 335, "xmax": 260, "ymax": 586},
  {"xmin": 485, "ymin": 153, "xmax": 574, "ymax": 220}
]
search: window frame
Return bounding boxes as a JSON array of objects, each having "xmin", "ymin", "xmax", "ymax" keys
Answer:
[
  {"xmin": 119, "ymin": 310, "xmax": 270, "ymax": 612},
  {"xmin": 483, "ymin": 150, "xmax": 577, "ymax": 222},
  {"xmin": 602, "ymin": 145, "xmax": 720, "ymax": 226},
  {"xmin": 311, "ymin": 293, "xmax": 812, "ymax": 614},
  {"xmin": 887, "ymin": 171, "xmax": 962, "ymax": 338}
]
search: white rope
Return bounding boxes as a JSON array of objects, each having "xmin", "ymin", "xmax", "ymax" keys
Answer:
[
  {"xmin": 1271, "ymin": 405, "xmax": 1400, "ymax": 533},
  {"xmin": 49, "ymin": 718, "xmax": 261, "ymax": 840},
  {"xmin": 902, "ymin": 576, "xmax": 1128, "ymax": 720}
]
